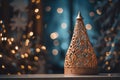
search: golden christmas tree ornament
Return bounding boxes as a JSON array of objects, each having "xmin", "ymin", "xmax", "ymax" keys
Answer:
[{"xmin": 64, "ymin": 12, "xmax": 98, "ymax": 75}]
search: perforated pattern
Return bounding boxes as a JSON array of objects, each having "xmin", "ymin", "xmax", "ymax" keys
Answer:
[{"xmin": 64, "ymin": 18, "xmax": 97, "ymax": 69}]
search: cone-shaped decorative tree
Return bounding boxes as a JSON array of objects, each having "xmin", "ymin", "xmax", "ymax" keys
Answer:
[{"xmin": 64, "ymin": 12, "xmax": 98, "ymax": 75}]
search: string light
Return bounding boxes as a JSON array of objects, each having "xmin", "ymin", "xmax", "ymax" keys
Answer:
[
  {"xmin": 34, "ymin": 8, "xmax": 39, "ymax": 13},
  {"xmin": 11, "ymin": 50, "xmax": 16, "ymax": 54},
  {"xmin": 25, "ymin": 39, "xmax": 30, "ymax": 46},
  {"xmin": 17, "ymin": 72, "xmax": 21, "ymax": 75},
  {"xmin": 107, "ymin": 66, "xmax": 111, "ymax": 70},
  {"xmin": 105, "ymin": 61, "xmax": 109, "ymax": 65},
  {"xmin": 2, "ymin": 24, "xmax": 5, "ymax": 28},
  {"xmin": 3, "ymin": 29, "xmax": 6, "ymax": 33},
  {"xmin": 34, "ymin": 56, "xmax": 39, "ymax": 61},
  {"xmin": 1, "ymin": 37, "xmax": 7, "ymax": 41},
  {"xmin": 0, "ymin": 19, "xmax": 2, "ymax": 24},
  {"xmin": 41, "ymin": 45, "xmax": 46, "ymax": 50},
  {"xmin": 20, "ymin": 65, "xmax": 25, "ymax": 69},
  {"xmin": 111, "ymin": 43, "xmax": 115, "ymax": 47},
  {"xmin": 0, "ymin": 33, "xmax": 2, "ymax": 36},
  {"xmin": 31, "ymin": 0, "xmax": 35, "ymax": 3},
  {"xmin": 106, "ymin": 52, "xmax": 110, "ymax": 56},
  {"xmin": 2, "ymin": 65, "xmax": 5, "ymax": 69},
  {"xmin": 21, "ymin": 54, "xmax": 25, "ymax": 59},
  {"xmin": 36, "ymin": 15, "xmax": 40, "ymax": 19},
  {"xmin": 24, "ymin": 53, "xmax": 28, "ymax": 58},
  {"xmin": 29, "ymin": 31, "xmax": 34, "ymax": 36},
  {"xmin": 10, "ymin": 37, "xmax": 14, "ymax": 42},
  {"xmin": 35, "ymin": 48, "xmax": 41, "ymax": 53},
  {"xmin": 28, "ymin": 65, "xmax": 32, "ymax": 70},
  {"xmin": 0, "ymin": 54, "xmax": 3, "ymax": 58},
  {"xmin": 15, "ymin": 46, "xmax": 19, "ymax": 50},
  {"xmin": 36, "ymin": 0, "xmax": 40, "ymax": 4}
]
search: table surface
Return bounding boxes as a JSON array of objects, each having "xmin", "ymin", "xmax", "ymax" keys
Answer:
[{"xmin": 0, "ymin": 73, "xmax": 120, "ymax": 80}]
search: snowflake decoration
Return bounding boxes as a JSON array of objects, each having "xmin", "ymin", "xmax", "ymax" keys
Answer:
[
  {"xmin": 10, "ymin": 14, "xmax": 27, "ymax": 31},
  {"xmin": 10, "ymin": 0, "xmax": 28, "ymax": 12}
]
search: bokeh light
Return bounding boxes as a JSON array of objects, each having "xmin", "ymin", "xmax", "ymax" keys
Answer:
[
  {"xmin": 0, "ymin": 54, "xmax": 3, "ymax": 58},
  {"xmin": 52, "ymin": 49, "xmax": 58, "ymax": 56},
  {"xmin": 50, "ymin": 32, "xmax": 59, "ymax": 39},
  {"xmin": 53, "ymin": 40, "xmax": 59, "ymax": 46},
  {"xmin": 45, "ymin": 6, "xmax": 51, "ymax": 12},
  {"xmin": 57, "ymin": 8, "xmax": 63, "ymax": 14},
  {"xmin": 34, "ymin": 8, "xmax": 39, "ymax": 13},
  {"xmin": 36, "ymin": 48, "xmax": 41, "ymax": 53},
  {"xmin": 85, "ymin": 24, "xmax": 92, "ymax": 30},
  {"xmin": 96, "ymin": 9, "xmax": 102, "ymax": 15},
  {"xmin": 61, "ymin": 23, "xmax": 67, "ymax": 29},
  {"xmin": 36, "ymin": 15, "xmax": 40, "ymax": 19}
]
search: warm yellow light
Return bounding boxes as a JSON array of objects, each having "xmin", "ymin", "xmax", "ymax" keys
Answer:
[
  {"xmin": 36, "ymin": 0, "xmax": 40, "ymax": 4},
  {"xmin": 15, "ymin": 46, "xmax": 19, "ymax": 50},
  {"xmin": 3, "ymin": 29, "xmax": 6, "ymax": 33},
  {"xmin": 2, "ymin": 65, "xmax": 5, "ymax": 69},
  {"xmin": 11, "ymin": 38, "xmax": 14, "ymax": 42},
  {"xmin": 0, "ymin": 20, "xmax": 3, "ymax": 24},
  {"xmin": 29, "ymin": 32, "xmax": 34, "ymax": 36},
  {"xmin": 86, "ymin": 24, "xmax": 92, "ymax": 30},
  {"xmin": 57, "ymin": 8, "xmax": 63, "ymax": 14},
  {"xmin": 32, "ymin": 0, "xmax": 35, "ymax": 3},
  {"xmin": 23, "ymin": 35, "xmax": 26, "ymax": 39},
  {"xmin": 107, "ymin": 66, "xmax": 111, "ymax": 70},
  {"xmin": 7, "ymin": 73, "xmax": 11, "ymax": 75},
  {"xmin": 34, "ymin": 8, "xmax": 39, "ymax": 13},
  {"xmin": 2, "ymin": 25, "xmax": 5, "ymax": 28},
  {"xmin": 28, "ymin": 65, "xmax": 32, "ymax": 70},
  {"xmin": 96, "ymin": 9, "xmax": 102, "ymax": 15},
  {"xmin": 1, "ymin": 37, "xmax": 4, "ymax": 41},
  {"xmin": 25, "ymin": 39, "xmax": 30, "ymax": 46},
  {"xmin": 106, "ymin": 52, "xmax": 111, "ymax": 56},
  {"xmin": 17, "ymin": 72, "xmax": 21, "ymax": 75},
  {"xmin": 50, "ymin": 32, "xmax": 59, "ymax": 39},
  {"xmin": 0, "ymin": 54, "xmax": 3, "ymax": 58},
  {"xmin": 36, "ymin": 15, "xmax": 40, "ymax": 19},
  {"xmin": 41, "ymin": 46, "xmax": 46, "ymax": 50},
  {"xmin": 34, "ymin": 56, "xmax": 39, "ymax": 61},
  {"xmin": 36, "ymin": 48, "xmax": 41, "ymax": 53},
  {"xmin": 20, "ymin": 65, "xmax": 25, "ymax": 69},
  {"xmin": 11, "ymin": 50, "xmax": 16, "ymax": 54},
  {"xmin": 105, "ymin": 61, "xmax": 109, "ymax": 65},
  {"xmin": 24, "ymin": 53, "xmax": 28, "ymax": 58},
  {"xmin": 8, "ymin": 41, "xmax": 12, "ymax": 45},
  {"xmin": 0, "ymin": 33, "xmax": 2, "ymax": 36},
  {"xmin": 111, "ymin": 43, "xmax": 115, "ymax": 47},
  {"xmin": 21, "ymin": 54, "xmax": 25, "ymax": 58},
  {"xmin": 52, "ymin": 49, "xmax": 58, "ymax": 56},
  {"xmin": 61, "ymin": 23, "xmax": 67, "ymax": 29},
  {"xmin": 4, "ymin": 37, "xmax": 7, "ymax": 41}
]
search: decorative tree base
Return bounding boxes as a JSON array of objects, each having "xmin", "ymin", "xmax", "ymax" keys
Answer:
[{"xmin": 64, "ymin": 67, "xmax": 98, "ymax": 75}]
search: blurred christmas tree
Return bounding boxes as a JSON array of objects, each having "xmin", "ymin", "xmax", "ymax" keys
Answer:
[
  {"xmin": 0, "ymin": 0, "xmax": 47, "ymax": 74},
  {"xmin": 93, "ymin": 0, "xmax": 120, "ymax": 73}
]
